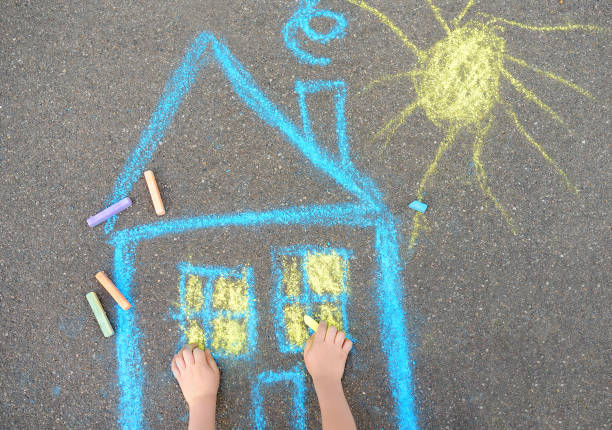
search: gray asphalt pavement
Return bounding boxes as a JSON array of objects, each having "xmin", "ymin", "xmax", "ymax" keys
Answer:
[{"xmin": 1, "ymin": 1, "xmax": 610, "ymax": 429}]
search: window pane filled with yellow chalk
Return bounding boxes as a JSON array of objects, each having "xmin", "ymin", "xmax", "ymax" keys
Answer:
[
  {"xmin": 272, "ymin": 246, "xmax": 351, "ymax": 353},
  {"xmin": 283, "ymin": 303, "xmax": 309, "ymax": 346},
  {"xmin": 314, "ymin": 302, "xmax": 344, "ymax": 332},
  {"xmin": 174, "ymin": 262, "xmax": 257, "ymax": 359},
  {"xmin": 305, "ymin": 251, "xmax": 346, "ymax": 296},
  {"xmin": 213, "ymin": 275, "xmax": 249, "ymax": 312}
]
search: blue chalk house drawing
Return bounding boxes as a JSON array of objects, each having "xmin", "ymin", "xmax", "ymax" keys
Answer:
[{"xmin": 104, "ymin": 32, "xmax": 418, "ymax": 429}]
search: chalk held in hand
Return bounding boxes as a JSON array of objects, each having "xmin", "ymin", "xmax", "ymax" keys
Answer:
[
  {"xmin": 304, "ymin": 315, "xmax": 319, "ymax": 332},
  {"xmin": 409, "ymin": 200, "xmax": 427, "ymax": 213},
  {"xmin": 86, "ymin": 292, "xmax": 114, "ymax": 337},
  {"xmin": 87, "ymin": 197, "xmax": 132, "ymax": 227},
  {"xmin": 95, "ymin": 271, "xmax": 132, "ymax": 310},
  {"xmin": 144, "ymin": 170, "xmax": 165, "ymax": 216}
]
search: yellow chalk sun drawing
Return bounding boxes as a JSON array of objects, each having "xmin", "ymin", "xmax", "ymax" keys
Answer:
[{"xmin": 347, "ymin": 0, "xmax": 607, "ymax": 245}]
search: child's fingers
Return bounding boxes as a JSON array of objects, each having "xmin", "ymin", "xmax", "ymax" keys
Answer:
[
  {"xmin": 175, "ymin": 353, "xmax": 186, "ymax": 370},
  {"xmin": 303, "ymin": 337, "xmax": 313, "ymax": 356},
  {"xmin": 342, "ymin": 338, "xmax": 353, "ymax": 354},
  {"xmin": 335, "ymin": 331, "xmax": 346, "ymax": 345},
  {"xmin": 205, "ymin": 349, "xmax": 219, "ymax": 374},
  {"xmin": 314, "ymin": 320, "xmax": 327, "ymax": 344},
  {"xmin": 182, "ymin": 344, "xmax": 197, "ymax": 365},
  {"xmin": 171, "ymin": 357, "xmax": 180, "ymax": 379},
  {"xmin": 325, "ymin": 325, "xmax": 337, "ymax": 343},
  {"xmin": 193, "ymin": 346, "xmax": 206, "ymax": 364}
]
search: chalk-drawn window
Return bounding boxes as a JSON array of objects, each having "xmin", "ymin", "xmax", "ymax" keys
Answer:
[
  {"xmin": 272, "ymin": 246, "xmax": 351, "ymax": 353},
  {"xmin": 174, "ymin": 262, "xmax": 257, "ymax": 359}
]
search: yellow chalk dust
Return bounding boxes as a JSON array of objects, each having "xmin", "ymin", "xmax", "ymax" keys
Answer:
[
  {"xmin": 282, "ymin": 256, "xmax": 302, "ymax": 297},
  {"xmin": 177, "ymin": 269, "xmax": 252, "ymax": 355},
  {"xmin": 315, "ymin": 303, "xmax": 344, "ymax": 331},
  {"xmin": 212, "ymin": 274, "xmax": 248, "ymax": 312},
  {"xmin": 176, "ymin": 274, "xmax": 206, "ymax": 350},
  {"xmin": 284, "ymin": 303, "xmax": 309, "ymax": 346},
  {"xmin": 305, "ymin": 251, "xmax": 346, "ymax": 296},
  {"xmin": 212, "ymin": 317, "xmax": 247, "ymax": 355},
  {"xmin": 472, "ymin": 116, "xmax": 516, "ymax": 233},
  {"xmin": 476, "ymin": 13, "xmax": 610, "ymax": 34},
  {"xmin": 414, "ymin": 22, "xmax": 504, "ymax": 128},
  {"xmin": 182, "ymin": 319, "xmax": 206, "ymax": 350},
  {"xmin": 185, "ymin": 275, "xmax": 204, "ymax": 315},
  {"xmin": 347, "ymin": 0, "xmax": 600, "ymax": 245}
]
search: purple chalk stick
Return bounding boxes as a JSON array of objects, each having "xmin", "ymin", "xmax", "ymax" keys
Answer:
[{"xmin": 87, "ymin": 197, "xmax": 132, "ymax": 227}]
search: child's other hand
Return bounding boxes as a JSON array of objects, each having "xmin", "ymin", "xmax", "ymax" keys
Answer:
[
  {"xmin": 171, "ymin": 344, "xmax": 220, "ymax": 408},
  {"xmin": 303, "ymin": 320, "xmax": 353, "ymax": 385}
]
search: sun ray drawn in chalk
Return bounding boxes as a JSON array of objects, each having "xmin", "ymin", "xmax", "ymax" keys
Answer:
[{"xmin": 347, "ymin": 0, "xmax": 608, "ymax": 244}]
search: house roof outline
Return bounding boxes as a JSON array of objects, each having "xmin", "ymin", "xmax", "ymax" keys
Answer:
[
  {"xmin": 104, "ymin": 32, "xmax": 419, "ymax": 430},
  {"xmin": 103, "ymin": 32, "xmax": 384, "ymax": 235}
]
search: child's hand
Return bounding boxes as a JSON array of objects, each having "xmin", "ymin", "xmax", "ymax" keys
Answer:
[
  {"xmin": 303, "ymin": 320, "xmax": 353, "ymax": 385},
  {"xmin": 171, "ymin": 344, "xmax": 220, "ymax": 408}
]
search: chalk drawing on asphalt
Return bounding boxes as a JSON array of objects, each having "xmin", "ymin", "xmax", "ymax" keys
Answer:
[
  {"xmin": 173, "ymin": 262, "xmax": 257, "ymax": 359},
  {"xmin": 272, "ymin": 245, "xmax": 352, "ymax": 353},
  {"xmin": 104, "ymin": 26, "xmax": 418, "ymax": 430},
  {"xmin": 283, "ymin": 0, "xmax": 347, "ymax": 66},
  {"xmin": 346, "ymin": 0, "xmax": 608, "ymax": 247}
]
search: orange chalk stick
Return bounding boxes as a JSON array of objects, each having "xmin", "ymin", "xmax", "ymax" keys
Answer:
[
  {"xmin": 95, "ymin": 271, "xmax": 132, "ymax": 310},
  {"xmin": 144, "ymin": 170, "xmax": 165, "ymax": 216}
]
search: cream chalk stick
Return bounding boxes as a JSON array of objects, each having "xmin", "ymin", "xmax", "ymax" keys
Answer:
[
  {"xmin": 304, "ymin": 315, "xmax": 319, "ymax": 332},
  {"xmin": 144, "ymin": 170, "xmax": 165, "ymax": 216}
]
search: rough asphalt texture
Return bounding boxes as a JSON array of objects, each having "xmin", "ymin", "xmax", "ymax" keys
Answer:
[{"xmin": 1, "ymin": 0, "xmax": 610, "ymax": 428}]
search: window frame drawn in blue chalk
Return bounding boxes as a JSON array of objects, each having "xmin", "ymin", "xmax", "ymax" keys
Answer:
[
  {"xmin": 174, "ymin": 262, "xmax": 257, "ymax": 360},
  {"xmin": 250, "ymin": 365, "xmax": 307, "ymax": 430},
  {"xmin": 272, "ymin": 245, "xmax": 351, "ymax": 353}
]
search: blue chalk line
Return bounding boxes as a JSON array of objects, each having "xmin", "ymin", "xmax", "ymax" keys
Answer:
[
  {"xmin": 250, "ymin": 364, "xmax": 307, "ymax": 430},
  {"xmin": 282, "ymin": 0, "xmax": 347, "ymax": 66},
  {"xmin": 171, "ymin": 263, "xmax": 258, "ymax": 360},
  {"xmin": 106, "ymin": 32, "xmax": 419, "ymax": 430},
  {"xmin": 271, "ymin": 245, "xmax": 352, "ymax": 353}
]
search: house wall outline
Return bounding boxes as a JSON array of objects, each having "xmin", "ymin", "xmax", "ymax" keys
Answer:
[{"xmin": 105, "ymin": 32, "xmax": 418, "ymax": 430}]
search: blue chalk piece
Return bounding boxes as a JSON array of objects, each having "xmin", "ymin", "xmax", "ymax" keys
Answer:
[
  {"xmin": 409, "ymin": 200, "xmax": 427, "ymax": 213},
  {"xmin": 87, "ymin": 197, "xmax": 132, "ymax": 227}
]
